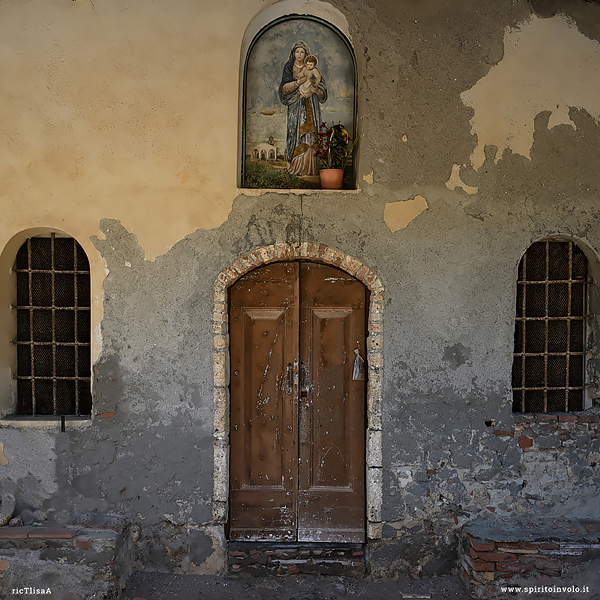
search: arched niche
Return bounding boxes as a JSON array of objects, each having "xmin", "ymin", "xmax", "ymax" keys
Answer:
[{"xmin": 240, "ymin": 9, "xmax": 357, "ymax": 190}]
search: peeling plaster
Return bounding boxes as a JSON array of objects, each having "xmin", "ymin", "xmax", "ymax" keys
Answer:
[
  {"xmin": 189, "ymin": 525, "xmax": 226, "ymax": 575},
  {"xmin": 446, "ymin": 164, "xmax": 478, "ymax": 195},
  {"xmin": 0, "ymin": 443, "xmax": 7, "ymax": 466},
  {"xmin": 384, "ymin": 195, "xmax": 428, "ymax": 232},
  {"xmin": 461, "ymin": 15, "xmax": 600, "ymax": 170}
]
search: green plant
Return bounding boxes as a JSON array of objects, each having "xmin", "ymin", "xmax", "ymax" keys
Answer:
[{"xmin": 316, "ymin": 123, "xmax": 357, "ymax": 170}]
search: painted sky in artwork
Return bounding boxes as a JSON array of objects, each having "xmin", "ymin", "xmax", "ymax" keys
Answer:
[{"xmin": 245, "ymin": 18, "xmax": 355, "ymax": 153}]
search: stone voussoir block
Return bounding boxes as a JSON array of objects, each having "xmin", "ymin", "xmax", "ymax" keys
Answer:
[{"xmin": 213, "ymin": 287, "xmax": 226, "ymax": 304}]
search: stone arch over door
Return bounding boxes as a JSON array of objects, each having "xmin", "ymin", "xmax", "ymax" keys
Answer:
[{"xmin": 212, "ymin": 242, "xmax": 384, "ymax": 540}]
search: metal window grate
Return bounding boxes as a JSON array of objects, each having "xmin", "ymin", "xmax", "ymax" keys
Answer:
[
  {"xmin": 512, "ymin": 240, "xmax": 587, "ymax": 413},
  {"xmin": 13, "ymin": 234, "xmax": 91, "ymax": 416}
]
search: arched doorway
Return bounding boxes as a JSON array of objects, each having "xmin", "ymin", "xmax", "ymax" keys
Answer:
[{"xmin": 228, "ymin": 261, "xmax": 368, "ymax": 542}]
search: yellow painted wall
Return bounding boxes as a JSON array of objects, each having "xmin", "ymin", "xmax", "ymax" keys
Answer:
[{"xmin": 0, "ymin": 0, "xmax": 256, "ymax": 261}]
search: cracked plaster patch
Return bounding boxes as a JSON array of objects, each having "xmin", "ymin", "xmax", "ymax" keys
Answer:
[{"xmin": 461, "ymin": 15, "xmax": 600, "ymax": 170}]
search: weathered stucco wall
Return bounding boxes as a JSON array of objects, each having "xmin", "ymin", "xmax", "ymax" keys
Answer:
[{"xmin": 1, "ymin": 0, "xmax": 600, "ymax": 580}]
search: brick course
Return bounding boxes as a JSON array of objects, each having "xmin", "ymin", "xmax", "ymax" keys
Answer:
[{"xmin": 461, "ymin": 518, "xmax": 600, "ymax": 599}]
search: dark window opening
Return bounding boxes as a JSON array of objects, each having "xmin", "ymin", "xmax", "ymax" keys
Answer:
[
  {"xmin": 14, "ymin": 234, "xmax": 91, "ymax": 416},
  {"xmin": 512, "ymin": 240, "xmax": 588, "ymax": 413}
]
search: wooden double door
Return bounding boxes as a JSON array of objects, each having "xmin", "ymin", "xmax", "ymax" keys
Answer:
[{"xmin": 229, "ymin": 261, "xmax": 368, "ymax": 542}]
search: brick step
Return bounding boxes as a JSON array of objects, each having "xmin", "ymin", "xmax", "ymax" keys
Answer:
[
  {"xmin": 460, "ymin": 517, "xmax": 600, "ymax": 599},
  {"xmin": 227, "ymin": 541, "xmax": 367, "ymax": 576},
  {"xmin": 0, "ymin": 514, "xmax": 129, "ymax": 599}
]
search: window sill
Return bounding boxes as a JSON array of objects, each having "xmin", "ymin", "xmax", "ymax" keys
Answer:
[
  {"xmin": 0, "ymin": 415, "xmax": 92, "ymax": 430},
  {"xmin": 236, "ymin": 187, "xmax": 360, "ymax": 196}
]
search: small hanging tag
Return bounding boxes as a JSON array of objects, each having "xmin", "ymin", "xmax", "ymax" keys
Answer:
[{"xmin": 352, "ymin": 348, "xmax": 365, "ymax": 381}]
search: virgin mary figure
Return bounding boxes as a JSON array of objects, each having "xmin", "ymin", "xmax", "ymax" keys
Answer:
[{"xmin": 279, "ymin": 41, "xmax": 328, "ymax": 177}]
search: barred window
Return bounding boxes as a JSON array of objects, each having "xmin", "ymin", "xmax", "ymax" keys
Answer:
[
  {"xmin": 512, "ymin": 240, "xmax": 587, "ymax": 413},
  {"xmin": 14, "ymin": 235, "xmax": 92, "ymax": 416}
]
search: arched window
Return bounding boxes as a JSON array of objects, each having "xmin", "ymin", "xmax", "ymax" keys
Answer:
[
  {"xmin": 242, "ymin": 16, "xmax": 357, "ymax": 189},
  {"xmin": 512, "ymin": 240, "xmax": 588, "ymax": 413},
  {"xmin": 14, "ymin": 234, "xmax": 91, "ymax": 416}
]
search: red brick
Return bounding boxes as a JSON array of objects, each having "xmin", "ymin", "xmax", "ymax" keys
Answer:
[
  {"xmin": 98, "ymin": 412, "xmax": 116, "ymax": 419},
  {"xmin": 469, "ymin": 540, "xmax": 496, "ymax": 552},
  {"xmin": 539, "ymin": 543, "xmax": 560, "ymax": 550},
  {"xmin": 472, "ymin": 562, "xmax": 495, "ymax": 572},
  {"xmin": 493, "ymin": 430, "xmax": 513, "ymax": 436},
  {"xmin": 470, "ymin": 550, "xmax": 517, "ymax": 562},
  {"xmin": 486, "ymin": 507, "xmax": 496, "ymax": 513},
  {"xmin": 287, "ymin": 567, "xmax": 301, "ymax": 574},
  {"xmin": 538, "ymin": 414, "xmax": 558, "ymax": 421},
  {"xmin": 518, "ymin": 436, "xmax": 534, "ymax": 448},
  {"xmin": 228, "ymin": 551, "xmax": 246, "ymax": 557},
  {"xmin": 558, "ymin": 414, "xmax": 578, "ymax": 422},
  {"xmin": 28, "ymin": 528, "xmax": 77, "ymax": 539},
  {"xmin": 0, "ymin": 527, "xmax": 33, "ymax": 539},
  {"xmin": 427, "ymin": 469, "xmax": 437, "ymax": 474},
  {"xmin": 497, "ymin": 542, "xmax": 537, "ymax": 549},
  {"xmin": 581, "ymin": 414, "xmax": 599, "ymax": 423},
  {"xmin": 77, "ymin": 540, "xmax": 92, "ymax": 550}
]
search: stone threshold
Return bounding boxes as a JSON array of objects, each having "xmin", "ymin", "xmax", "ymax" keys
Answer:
[{"xmin": 227, "ymin": 541, "xmax": 367, "ymax": 576}]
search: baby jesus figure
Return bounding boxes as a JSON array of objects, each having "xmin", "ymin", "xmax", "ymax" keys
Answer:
[{"xmin": 298, "ymin": 55, "xmax": 321, "ymax": 98}]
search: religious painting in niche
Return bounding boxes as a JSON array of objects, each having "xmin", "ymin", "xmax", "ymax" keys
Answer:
[{"xmin": 243, "ymin": 16, "xmax": 356, "ymax": 189}]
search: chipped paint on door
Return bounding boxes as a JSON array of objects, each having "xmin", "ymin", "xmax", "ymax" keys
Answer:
[{"xmin": 228, "ymin": 261, "xmax": 367, "ymax": 542}]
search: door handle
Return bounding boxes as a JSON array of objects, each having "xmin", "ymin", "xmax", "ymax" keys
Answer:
[
  {"xmin": 300, "ymin": 362, "xmax": 310, "ymax": 398},
  {"xmin": 286, "ymin": 363, "xmax": 293, "ymax": 394}
]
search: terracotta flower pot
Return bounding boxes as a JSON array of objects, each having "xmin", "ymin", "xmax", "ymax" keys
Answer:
[{"xmin": 319, "ymin": 168, "xmax": 344, "ymax": 190}]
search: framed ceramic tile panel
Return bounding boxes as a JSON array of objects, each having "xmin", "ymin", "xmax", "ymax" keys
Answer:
[{"xmin": 242, "ymin": 16, "xmax": 357, "ymax": 189}]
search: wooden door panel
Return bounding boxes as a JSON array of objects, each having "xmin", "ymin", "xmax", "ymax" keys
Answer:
[
  {"xmin": 229, "ymin": 263, "xmax": 299, "ymax": 541},
  {"xmin": 229, "ymin": 261, "xmax": 367, "ymax": 543},
  {"xmin": 298, "ymin": 263, "xmax": 367, "ymax": 543},
  {"xmin": 241, "ymin": 308, "xmax": 288, "ymax": 489},
  {"xmin": 307, "ymin": 308, "xmax": 352, "ymax": 489}
]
